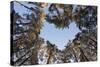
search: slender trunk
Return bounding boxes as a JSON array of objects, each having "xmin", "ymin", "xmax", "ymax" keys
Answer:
[
  {"xmin": 79, "ymin": 47, "xmax": 89, "ymax": 62},
  {"xmin": 71, "ymin": 48, "xmax": 78, "ymax": 62},
  {"xmin": 31, "ymin": 48, "xmax": 38, "ymax": 64},
  {"xmin": 47, "ymin": 48, "xmax": 52, "ymax": 64}
]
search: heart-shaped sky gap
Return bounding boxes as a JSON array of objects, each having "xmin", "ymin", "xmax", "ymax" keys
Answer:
[{"xmin": 40, "ymin": 21, "xmax": 81, "ymax": 50}]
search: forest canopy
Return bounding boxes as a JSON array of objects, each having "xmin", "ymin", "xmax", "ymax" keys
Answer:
[{"xmin": 10, "ymin": 1, "xmax": 97, "ymax": 66}]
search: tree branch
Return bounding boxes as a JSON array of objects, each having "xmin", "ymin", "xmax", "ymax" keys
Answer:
[{"xmin": 15, "ymin": 1, "xmax": 35, "ymax": 11}]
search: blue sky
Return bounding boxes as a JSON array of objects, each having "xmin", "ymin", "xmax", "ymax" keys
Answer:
[
  {"xmin": 14, "ymin": 2, "xmax": 81, "ymax": 50},
  {"xmin": 39, "ymin": 21, "xmax": 80, "ymax": 50}
]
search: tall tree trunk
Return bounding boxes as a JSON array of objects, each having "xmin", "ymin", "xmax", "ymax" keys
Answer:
[
  {"xmin": 79, "ymin": 47, "xmax": 89, "ymax": 62},
  {"xmin": 31, "ymin": 48, "xmax": 38, "ymax": 64},
  {"xmin": 71, "ymin": 48, "xmax": 78, "ymax": 62},
  {"xmin": 47, "ymin": 48, "xmax": 52, "ymax": 64}
]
